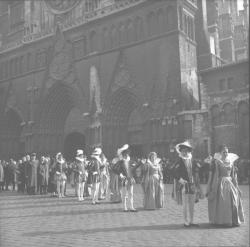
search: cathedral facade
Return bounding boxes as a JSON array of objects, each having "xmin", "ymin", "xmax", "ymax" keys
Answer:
[{"xmin": 0, "ymin": 0, "xmax": 248, "ymax": 160}]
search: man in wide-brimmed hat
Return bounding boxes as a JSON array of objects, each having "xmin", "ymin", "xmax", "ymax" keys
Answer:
[
  {"xmin": 118, "ymin": 144, "xmax": 137, "ymax": 212},
  {"xmin": 172, "ymin": 140, "xmax": 201, "ymax": 227},
  {"xmin": 89, "ymin": 147, "xmax": 103, "ymax": 204}
]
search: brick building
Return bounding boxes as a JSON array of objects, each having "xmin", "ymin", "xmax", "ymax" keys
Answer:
[{"xmin": 0, "ymin": 0, "xmax": 248, "ymax": 160}]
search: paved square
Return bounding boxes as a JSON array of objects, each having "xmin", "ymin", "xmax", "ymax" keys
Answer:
[{"xmin": 0, "ymin": 184, "xmax": 249, "ymax": 247}]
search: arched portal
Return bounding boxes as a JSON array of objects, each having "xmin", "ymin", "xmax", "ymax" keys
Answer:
[
  {"xmin": 63, "ymin": 132, "xmax": 85, "ymax": 161},
  {"xmin": 1, "ymin": 109, "xmax": 24, "ymax": 159},
  {"xmin": 103, "ymin": 88, "xmax": 139, "ymax": 158},
  {"xmin": 37, "ymin": 83, "xmax": 85, "ymax": 155}
]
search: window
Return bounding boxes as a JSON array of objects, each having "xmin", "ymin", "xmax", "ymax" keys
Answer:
[
  {"xmin": 219, "ymin": 78, "xmax": 226, "ymax": 90},
  {"xmin": 183, "ymin": 12, "xmax": 195, "ymax": 40},
  {"xmin": 227, "ymin": 77, "xmax": 233, "ymax": 89},
  {"xmin": 184, "ymin": 120, "xmax": 192, "ymax": 139},
  {"xmin": 9, "ymin": 2, "xmax": 24, "ymax": 31}
]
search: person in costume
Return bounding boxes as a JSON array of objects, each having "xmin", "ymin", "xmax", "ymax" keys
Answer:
[
  {"xmin": 74, "ymin": 149, "xmax": 88, "ymax": 201},
  {"xmin": 89, "ymin": 147, "xmax": 102, "ymax": 204},
  {"xmin": 55, "ymin": 152, "xmax": 67, "ymax": 198},
  {"xmin": 141, "ymin": 152, "xmax": 164, "ymax": 210},
  {"xmin": 172, "ymin": 141, "xmax": 201, "ymax": 227},
  {"xmin": 205, "ymin": 145, "xmax": 244, "ymax": 227},
  {"xmin": 118, "ymin": 144, "xmax": 138, "ymax": 212},
  {"xmin": 99, "ymin": 152, "xmax": 110, "ymax": 200}
]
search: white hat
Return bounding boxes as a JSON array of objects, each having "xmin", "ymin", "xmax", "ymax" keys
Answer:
[
  {"xmin": 76, "ymin": 149, "xmax": 84, "ymax": 156},
  {"xmin": 117, "ymin": 144, "xmax": 129, "ymax": 156},
  {"xmin": 92, "ymin": 147, "xmax": 102, "ymax": 156},
  {"xmin": 56, "ymin": 152, "xmax": 62, "ymax": 159},
  {"xmin": 175, "ymin": 141, "xmax": 192, "ymax": 154}
]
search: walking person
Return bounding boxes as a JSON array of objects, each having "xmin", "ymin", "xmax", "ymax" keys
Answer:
[
  {"xmin": 141, "ymin": 152, "xmax": 164, "ymax": 210},
  {"xmin": 89, "ymin": 147, "xmax": 102, "ymax": 205},
  {"xmin": 74, "ymin": 150, "xmax": 88, "ymax": 201},
  {"xmin": 205, "ymin": 145, "xmax": 244, "ymax": 227},
  {"xmin": 172, "ymin": 141, "xmax": 201, "ymax": 227},
  {"xmin": 118, "ymin": 144, "xmax": 137, "ymax": 212}
]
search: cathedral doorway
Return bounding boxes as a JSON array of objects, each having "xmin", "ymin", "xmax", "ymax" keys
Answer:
[{"xmin": 63, "ymin": 132, "xmax": 85, "ymax": 161}]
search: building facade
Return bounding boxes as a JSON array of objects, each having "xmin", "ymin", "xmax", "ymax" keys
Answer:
[{"xmin": 0, "ymin": 0, "xmax": 248, "ymax": 160}]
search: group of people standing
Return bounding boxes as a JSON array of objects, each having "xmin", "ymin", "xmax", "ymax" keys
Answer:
[{"xmin": 0, "ymin": 140, "xmax": 245, "ymax": 228}]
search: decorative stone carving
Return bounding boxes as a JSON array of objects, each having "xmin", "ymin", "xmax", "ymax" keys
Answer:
[
  {"xmin": 48, "ymin": 26, "xmax": 74, "ymax": 83},
  {"xmin": 44, "ymin": 0, "xmax": 81, "ymax": 15},
  {"xmin": 111, "ymin": 51, "xmax": 136, "ymax": 93}
]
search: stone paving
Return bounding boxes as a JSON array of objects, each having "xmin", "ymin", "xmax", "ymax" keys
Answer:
[{"xmin": 0, "ymin": 184, "xmax": 249, "ymax": 247}]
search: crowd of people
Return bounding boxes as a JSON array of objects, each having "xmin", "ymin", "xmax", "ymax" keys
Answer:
[{"xmin": 0, "ymin": 141, "xmax": 246, "ymax": 227}]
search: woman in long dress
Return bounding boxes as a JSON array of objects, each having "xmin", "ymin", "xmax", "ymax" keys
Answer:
[
  {"xmin": 206, "ymin": 145, "xmax": 244, "ymax": 227},
  {"xmin": 141, "ymin": 152, "xmax": 164, "ymax": 210}
]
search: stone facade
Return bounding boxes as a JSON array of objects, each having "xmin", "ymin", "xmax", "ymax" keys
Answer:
[{"xmin": 0, "ymin": 0, "xmax": 248, "ymax": 160}]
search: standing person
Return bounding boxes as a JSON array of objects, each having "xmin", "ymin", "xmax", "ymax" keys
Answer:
[
  {"xmin": 205, "ymin": 145, "xmax": 244, "ymax": 227},
  {"xmin": 48, "ymin": 157, "xmax": 57, "ymax": 197},
  {"xmin": 89, "ymin": 147, "xmax": 103, "ymax": 205},
  {"xmin": 141, "ymin": 152, "xmax": 164, "ymax": 210},
  {"xmin": 25, "ymin": 155, "xmax": 32, "ymax": 194},
  {"xmin": 118, "ymin": 144, "xmax": 137, "ymax": 212},
  {"xmin": 38, "ymin": 156, "xmax": 49, "ymax": 194},
  {"xmin": 0, "ymin": 160, "xmax": 4, "ymax": 192},
  {"xmin": 109, "ymin": 155, "xmax": 123, "ymax": 203},
  {"xmin": 74, "ymin": 150, "xmax": 88, "ymax": 201},
  {"xmin": 55, "ymin": 153, "xmax": 67, "ymax": 198},
  {"xmin": 99, "ymin": 153, "xmax": 110, "ymax": 200},
  {"xmin": 9, "ymin": 159, "xmax": 18, "ymax": 191},
  {"xmin": 3, "ymin": 161, "xmax": 10, "ymax": 191},
  {"xmin": 172, "ymin": 141, "xmax": 201, "ymax": 227},
  {"xmin": 29, "ymin": 153, "xmax": 39, "ymax": 195}
]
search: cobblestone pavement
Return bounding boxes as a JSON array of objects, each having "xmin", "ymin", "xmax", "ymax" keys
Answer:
[{"xmin": 0, "ymin": 184, "xmax": 249, "ymax": 247}]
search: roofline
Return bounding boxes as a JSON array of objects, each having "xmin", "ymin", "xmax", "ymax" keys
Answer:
[{"xmin": 199, "ymin": 59, "xmax": 249, "ymax": 74}]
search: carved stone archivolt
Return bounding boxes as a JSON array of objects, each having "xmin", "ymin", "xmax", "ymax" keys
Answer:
[{"xmin": 44, "ymin": 0, "xmax": 81, "ymax": 15}]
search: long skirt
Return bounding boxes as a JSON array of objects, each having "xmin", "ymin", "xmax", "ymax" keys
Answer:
[{"xmin": 208, "ymin": 177, "xmax": 244, "ymax": 226}]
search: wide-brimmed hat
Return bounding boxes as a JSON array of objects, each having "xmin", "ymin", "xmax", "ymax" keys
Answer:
[
  {"xmin": 92, "ymin": 147, "xmax": 102, "ymax": 156},
  {"xmin": 175, "ymin": 141, "xmax": 192, "ymax": 154},
  {"xmin": 117, "ymin": 144, "xmax": 129, "ymax": 156},
  {"xmin": 76, "ymin": 149, "xmax": 84, "ymax": 156}
]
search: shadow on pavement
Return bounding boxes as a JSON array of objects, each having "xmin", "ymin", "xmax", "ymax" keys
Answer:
[{"xmin": 23, "ymin": 223, "xmax": 221, "ymax": 237}]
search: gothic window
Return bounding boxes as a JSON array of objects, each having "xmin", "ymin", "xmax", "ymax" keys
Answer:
[
  {"xmin": 219, "ymin": 78, "xmax": 226, "ymax": 91},
  {"xmin": 178, "ymin": 6, "xmax": 183, "ymax": 30},
  {"xmin": 118, "ymin": 23, "xmax": 126, "ymax": 46},
  {"xmin": 126, "ymin": 19, "xmax": 135, "ymax": 43},
  {"xmin": 211, "ymin": 105, "xmax": 220, "ymax": 126},
  {"xmin": 135, "ymin": 16, "xmax": 144, "ymax": 41},
  {"xmin": 74, "ymin": 37, "xmax": 87, "ymax": 59},
  {"xmin": 183, "ymin": 120, "xmax": 192, "ymax": 139},
  {"xmin": 157, "ymin": 9, "xmax": 165, "ymax": 33},
  {"xmin": 111, "ymin": 26, "xmax": 118, "ymax": 48},
  {"xmin": 9, "ymin": 1, "xmax": 24, "ymax": 31},
  {"xmin": 223, "ymin": 103, "xmax": 235, "ymax": 124},
  {"xmin": 102, "ymin": 27, "xmax": 110, "ymax": 50},
  {"xmin": 147, "ymin": 11, "xmax": 157, "ymax": 36},
  {"xmin": 227, "ymin": 77, "xmax": 233, "ymax": 90},
  {"xmin": 19, "ymin": 56, "xmax": 24, "ymax": 74},
  {"xmin": 166, "ymin": 6, "xmax": 175, "ymax": 31},
  {"xmin": 89, "ymin": 30, "xmax": 98, "ymax": 53}
]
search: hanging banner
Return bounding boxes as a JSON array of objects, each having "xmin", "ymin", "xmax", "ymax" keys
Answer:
[{"xmin": 43, "ymin": 0, "xmax": 82, "ymax": 15}]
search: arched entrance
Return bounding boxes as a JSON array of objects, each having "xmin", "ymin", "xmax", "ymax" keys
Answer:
[
  {"xmin": 103, "ymin": 88, "xmax": 139, "ymax": 158},
  {"xmin": 37, "ymin": 83, "xmax": 86, "ymax": 156},
  {"xmin": 63, "ymin": 132, "xmax": 85, "ymax": 161},
  {"xmin": 1, "ymin": 109, "xmax": 24, "ymax": 159}
]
